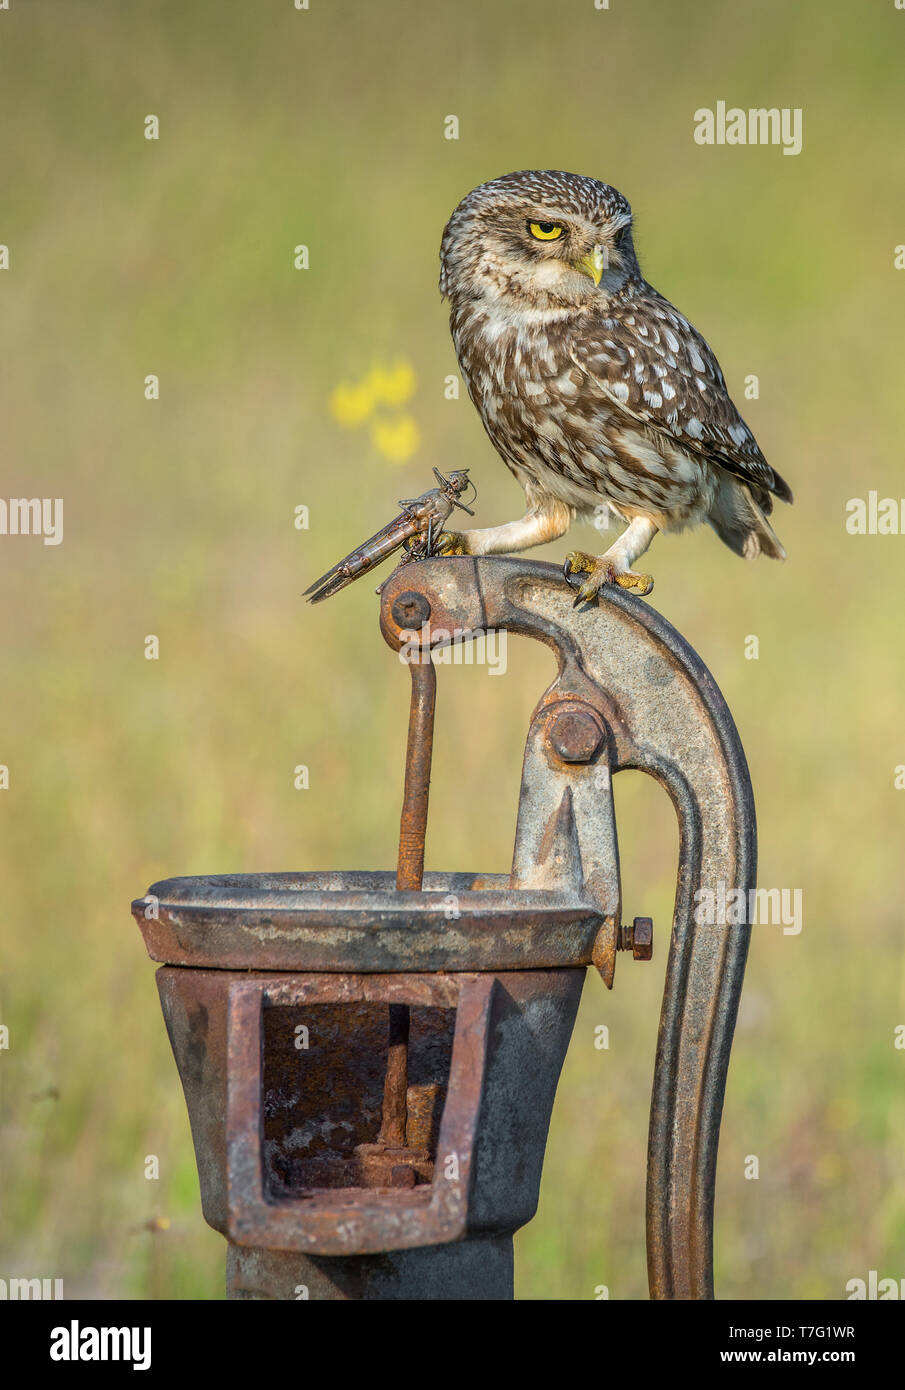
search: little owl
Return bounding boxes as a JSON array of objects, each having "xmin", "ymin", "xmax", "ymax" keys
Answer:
[{"xmin": 438, "ymin": 170, "xmax": 792, "ymax": 601}]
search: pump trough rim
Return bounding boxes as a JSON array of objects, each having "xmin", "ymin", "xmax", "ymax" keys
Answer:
[{"xmin": 132, "ymin": 868, "xmax": 608, "ymax": 973}]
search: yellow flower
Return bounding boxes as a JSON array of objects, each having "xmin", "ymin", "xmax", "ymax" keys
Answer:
[
  {"xmin": 366, "ymin": 359, "xmax": 416, "ymax": 408},
  {"xmin": 328, "ymin": 379, "xmax": 375, "ymax": 428},
  {"xmin": 371, "ymin": 414, "xmax": 420, "ymax": 464}
]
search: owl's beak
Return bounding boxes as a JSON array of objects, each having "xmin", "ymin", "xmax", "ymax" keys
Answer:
[{"xmin": 574, "ymin": 244, "xmax": 606, "ymax": 288}]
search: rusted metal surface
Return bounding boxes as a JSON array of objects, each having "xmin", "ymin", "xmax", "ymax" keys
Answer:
[
  {"xmin": 548, "ymin": 706, "xmax": 605, "ymax": 763},
  {"xmin": 157, "ymin": 964, "xmax": 583, "ymax": 1271},
  {"xmin": 133, "ymin": 870, "xmax": 604, "ymax": 973},
  {"xmin": 385, "ymin": 653, "xmax": 438, "ymax": 1162},
  {"xmin": 396, "ymin": 657, "xmax": 436, "ymax": 893},
  {"xmin": 377, "ymin": 556, "xmax": 756, "ymax": 1299},
  {"xmin": 508, "ymin": 698, "xmax": 620, "ymax": 987},
  {"xmin": 378, "ymin": 1004, "xmax": 412, "ymax": 1149},
  {"xmin": 226, "ymin": 973, "xmax": 486, "ymax": 1253},
  {"xmin": 391, "ymin": 590, "xmax": 432, "ymax": 629},
  {"xmin": 619, "ymin": 916, "xmax": 654, "ymax": 961},
  {"xmin": 138, "ymin": 553, "xmax": 755, "ymax": 1301},
  {"xmin": 226, "ymin": 1236, "xmax": 514, "ymax": 1301}
]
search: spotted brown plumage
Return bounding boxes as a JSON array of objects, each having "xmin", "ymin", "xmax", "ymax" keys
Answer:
[{"xmin": 438, "ymin": 169, "xmax": 792, "ymax": 600}]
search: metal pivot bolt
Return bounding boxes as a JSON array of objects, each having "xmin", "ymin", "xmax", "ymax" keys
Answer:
[
  {"xmin": 391, "ymin": 591, "xmax": 432, "ymax": 629},
  {"xmin": 548, "ymin": 706, "xmax": 604, "ymax": 763},
  {"xmin": 618, "ymin": 916, "xmax": 654, "ymax": 961}
]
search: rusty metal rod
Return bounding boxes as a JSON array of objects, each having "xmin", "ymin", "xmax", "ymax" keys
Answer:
[
  {"xmin": 378, "ymin": 1004, "xmax": 410, "ymax": 1148},
  {"xmin": 379, "ymin": 655, "xmax": 436, "ymax": 1153},
  {"xmin": 396, "ymin": 655, "xmax": 436, "ymax": 892}
]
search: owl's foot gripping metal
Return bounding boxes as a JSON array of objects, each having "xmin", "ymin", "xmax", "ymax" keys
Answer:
[
  {"xmin": 132, "ymin": 555, "xmax": 755, "ymax": 1301},
  {"xmin": 563, "ymin": 548, "xmax": 655, "ymax": 602}
]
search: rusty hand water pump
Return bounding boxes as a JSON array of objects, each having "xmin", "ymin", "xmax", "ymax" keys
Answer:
[{"xmin": 131, "ymin": 556, "xmax": 755, "ymax": 1300}]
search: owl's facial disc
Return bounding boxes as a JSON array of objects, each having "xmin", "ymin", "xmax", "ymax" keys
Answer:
[
  {"xmin": 492, "ymin": 206, "xmax": 635, "ymax": 307},
  {"xmin": 525, "ymin": 218, "xmax": 605, "ymax": 286},
  {"xmin": 439, "ymin": 175, "xmax": 640, "ymax": 314}
]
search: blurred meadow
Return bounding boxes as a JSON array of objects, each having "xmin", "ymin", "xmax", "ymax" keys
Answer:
[{"xmin": 1, "ymin": 0, "xmax": 904, "ymax": 1299}]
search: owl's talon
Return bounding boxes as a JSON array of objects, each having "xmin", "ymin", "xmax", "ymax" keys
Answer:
[
  {"xmin": 563, "ymin": 550, "xmax": 601, "ymax": 605},
  {"xmin": 563, "ymin": 549, "xmax": 597, "ymax": 575},
  {"xmin": 562, "ymin": 550, "xmax": 653, "ymax": 603},
  {"xmin": 437, "ymin": 531, "xmax": 471, "ymax": 556},
  {"xmin": 563, "ymin": 550, "xmax": 596, "ymax": 579},
  {"xmin": 614, "ymin": 569, "xmax": 654, "ymax": 596}
]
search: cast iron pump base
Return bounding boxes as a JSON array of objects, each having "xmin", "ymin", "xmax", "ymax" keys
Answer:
[{"xmin": 132, "ymin": 556, "xmax": 755, "ymax": 1300}]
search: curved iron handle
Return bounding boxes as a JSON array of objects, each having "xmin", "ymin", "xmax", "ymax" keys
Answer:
[{"xmin": 380, "ymin": 555, "xmax": 756, "ymax": 1299}]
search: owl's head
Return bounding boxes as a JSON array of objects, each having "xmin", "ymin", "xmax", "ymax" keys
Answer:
[{"xmin": 439, "ymin": 170, "xmax": 641, "ymax": 313}]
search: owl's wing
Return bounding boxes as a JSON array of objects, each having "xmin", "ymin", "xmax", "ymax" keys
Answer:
[{"xmin": 569, "ymin": 286, "xmax": 792, "ymax": 503}]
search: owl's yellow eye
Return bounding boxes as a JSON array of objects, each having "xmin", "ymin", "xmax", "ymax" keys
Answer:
[{"xmin": 528, "ymin": 221, "xmax": 565, "ymax": 241}]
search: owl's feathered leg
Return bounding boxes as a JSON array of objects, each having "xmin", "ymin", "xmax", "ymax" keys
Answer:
[
  {"xmin": 565, "ymin": 516, "xmax": 657, "ymax": 604},
  {"xmin": 438, "ymin": 498, "xmax": 571, "ymax": 557}
]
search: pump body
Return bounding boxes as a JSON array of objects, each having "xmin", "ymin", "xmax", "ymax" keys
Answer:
[{"xmin": 133, "ymin": 557, "xmax": 756, "ymax": 1299}]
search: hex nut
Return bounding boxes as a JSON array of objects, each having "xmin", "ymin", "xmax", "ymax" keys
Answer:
[
  {"xmin": 630, "ymin": 916, "xmax": 653, "ymax": 961},
  {"xmin": 549, "ymin": 708, "xmax": 604, "ymax": 763}
]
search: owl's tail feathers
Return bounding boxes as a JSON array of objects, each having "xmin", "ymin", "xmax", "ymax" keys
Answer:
[{"xmin": 708, "ymin": 476, "xmax": 787, "ymax": 561}]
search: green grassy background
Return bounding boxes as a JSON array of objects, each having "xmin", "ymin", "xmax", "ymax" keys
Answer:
[{"xmin": 1, "ymin": 0, "xmax": 904, "ymax": 1299}]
